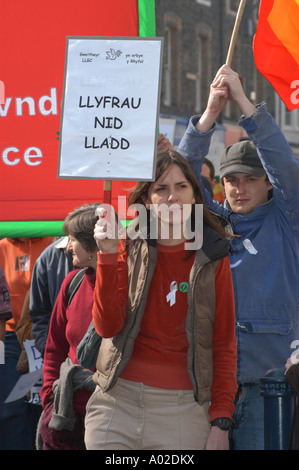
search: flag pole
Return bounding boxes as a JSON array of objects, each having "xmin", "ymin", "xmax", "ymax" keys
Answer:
[
  {"xmin": 103, "ymin": 180, "xmax": 112, "ymax": 204},
  {"xmin": 226, "ymin": 0, "xmax": 247, "ymax": 66}
]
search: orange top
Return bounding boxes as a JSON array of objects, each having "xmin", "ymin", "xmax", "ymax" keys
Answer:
[{"xmin": 0, "ymin": 237, "xmax": 53, "ymax": 331}]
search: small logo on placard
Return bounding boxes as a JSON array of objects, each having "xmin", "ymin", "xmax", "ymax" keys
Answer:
[{"xmin": 106, "ymin": 48, "xmax": 122, "ymax": 60}]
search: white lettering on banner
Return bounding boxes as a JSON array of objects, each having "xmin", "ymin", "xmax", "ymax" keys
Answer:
[
  {"xmin": 2, "ymin": 147, "xmax": 43, "ymax": 166},
  {"xmin": 16, "ymin": 96, "xmax": 36, "ymax": 116},
  {"xmin": 0, "ymin": 87, "xmax": 58, "ymax": 117},
  {"xmin": 0, "ymin": 80, "xmax": 5, "ymax": 105},
  {"xmin": 38, "ymin": 88, "xmax": 58, "ymax": 116},
  {"xmin": 0, "ymin": 97, "xmax": 12, "ymax": 117},
  {"xmin": 0, "ymin": 87, "xmax": 56, "ymax": 168}
]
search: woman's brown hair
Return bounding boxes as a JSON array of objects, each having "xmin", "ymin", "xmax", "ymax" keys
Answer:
[
  {"xmin": 63, "ymin": 202, "xmax": 101, "ymax": 253},
  {"xmin": 128, "ymin": 149, "xmax": 229, "ymax": 243}
]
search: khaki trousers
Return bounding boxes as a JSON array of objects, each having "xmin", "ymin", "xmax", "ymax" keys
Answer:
[{"xmin": 84, "ymin": 378, "xmax": 210, "ymax": 450}]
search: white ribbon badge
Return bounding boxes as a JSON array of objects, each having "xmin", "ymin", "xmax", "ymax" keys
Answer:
[{"xmin": 166, "ymin": 281, "xmax": 178, "ymax": 307}]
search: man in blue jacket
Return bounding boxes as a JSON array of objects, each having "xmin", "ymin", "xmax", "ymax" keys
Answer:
[{"xmin": 178, "ymin": 65, "xmax": 299, "ymax": 449}]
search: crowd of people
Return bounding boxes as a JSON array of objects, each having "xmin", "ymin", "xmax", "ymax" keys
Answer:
[{"xmin": 0, "ymin": 65, "xmax": 299, "ymax": 451}]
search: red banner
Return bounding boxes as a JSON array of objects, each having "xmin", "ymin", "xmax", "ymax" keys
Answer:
[{"xmin": 0, "ymin": 0, "xmax": 155, "ymax": 228}]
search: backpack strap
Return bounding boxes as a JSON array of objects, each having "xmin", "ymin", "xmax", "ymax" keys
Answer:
[{"xmin": 67, "ymin": 268, "xmax": 86, "ymax": 306}]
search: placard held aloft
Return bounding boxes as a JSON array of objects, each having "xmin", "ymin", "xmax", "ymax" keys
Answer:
[{"xmin": 58, "ymin": 37, "xmax": 163, "ymax": 182}]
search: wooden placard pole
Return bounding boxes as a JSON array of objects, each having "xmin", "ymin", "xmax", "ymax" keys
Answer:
[
  {"xmin": 103, "ymin": 180, "xmax": 112, "ymax": 204},
  {"xmin": 226, "ymin": 0, "xmax": 247, "ymax": 66}
]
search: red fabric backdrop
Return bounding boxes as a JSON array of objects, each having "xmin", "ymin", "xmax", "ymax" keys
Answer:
[{"xmin": 0, "ymin": 0, "xmax": 141, "ymax": 223}]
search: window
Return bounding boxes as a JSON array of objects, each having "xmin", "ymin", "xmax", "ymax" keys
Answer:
[
  {"xmin": 164, "ymin": 27, "xmax": 172, "ymax": 106},
  {"xmin": 194, "ymin": 23, "xmax": 211, "ymax": 113},
  {"xmin": 162, "ymin": 13, "xmax": 181, "ymax": 108},
  {"xmin": 195, "ymin": 0, "xmax": 211, "ymax": 6},
  {"xmin": 195, "ymin": 40, "xmax": 202, "ymax": 112},
  {"xmin": 195, "ymin": 36, "xmax": 210, "ymax": 112},
  {"xmin": 275, "ymin": 95, "xmax": 299, "ymax": 146},
  {"xmin": 281, "ymin": 106, "xmax": 299, "ymax": 130},
  {"xmin": 227, "ymin": 0, "xmax": 240, "ymax": 14}
]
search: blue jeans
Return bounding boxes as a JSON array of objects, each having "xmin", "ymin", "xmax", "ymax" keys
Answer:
[
  {"xmin": 0, "ymin": 332, "xmax": 37, "ymax": 450},
  {"xmin": 230, "ymin": 383, "xmax": 264, "ymax": 450}
]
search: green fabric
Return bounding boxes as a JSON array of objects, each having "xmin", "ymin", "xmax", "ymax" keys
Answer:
[
  {"xmin": 0, "ymin": 221, "xmax": 65, "ymax": 238},
  {"xmin": 138, "ymin": 0, "xmax": 156, "ymax": 37},
  {"xmin": 0, "ymin": 220, "xmax": 129, "ymax": 237}
]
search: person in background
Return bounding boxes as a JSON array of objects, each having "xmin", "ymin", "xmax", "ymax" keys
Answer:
[
  {"xmin": 29, "ymin": 236, "xmax": 73, "ymax": 356},
  {"xmin": 0, "ymin": 266, "xmax": 12, "ymax": 417},
  {"xmin": 285, "ymin": 353, "xmax": 299, "ymax": 449},
  {"xmin": 177, "ymin": 64, "xmax": 299, "ymax": 449},
  {"xmin": 15, "ymin": 290, "xmax": 44, "ymax": 425},
  {"xmin": 15, "ymin": 290, "xmax": 33, "ymax": 375},
  {"xmin": 201, "ymin": 158, "xmax": 216, "ymax": 190},
  {"xmin": 200, "ymin": 158, "xmax": 216, "ymax": 199},
  {"xmin": 39, "ymin": 203, "xmax": 100, "ymax": 450},
  {"xmin": 0, "ymin": 265, "xmax": 12, "ymax": 344},
  {"xmin": 84, "ymin": 150, "xmax": 237, "ymax": 451},
  {"xmin": 201, "ymin": 157, "xmax": 225, "ymax": 203},
  {"xmin": 0, "ymin": 236, "xmax": 53, "ymax": 450}
]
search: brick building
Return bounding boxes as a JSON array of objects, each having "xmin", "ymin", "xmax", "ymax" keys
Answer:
[{"xmin": 155, "ymin": 0, "xmax": 299, "ymax": 175}]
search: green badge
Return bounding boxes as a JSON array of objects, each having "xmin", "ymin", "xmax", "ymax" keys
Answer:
[{"xmin": 179, "ymin": 282, "xmax": 188, "ymax": 293}]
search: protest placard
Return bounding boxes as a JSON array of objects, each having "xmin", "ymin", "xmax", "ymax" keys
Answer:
[
  {"xmin": 58, "ymin": 37, "xmax": 163, "ymax": 181},
  {"xmin": 4, "ymin": 340, "xmax": 43, "ymax": 404}
]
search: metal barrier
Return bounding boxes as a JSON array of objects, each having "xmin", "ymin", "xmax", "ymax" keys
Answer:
[{"xmin": 260, "ymin": 368, "xmax": 295, "ymax": 450}]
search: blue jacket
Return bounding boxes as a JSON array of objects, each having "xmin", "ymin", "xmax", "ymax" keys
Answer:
[
  {"xmin": 29, "ymin": 237, "xmax": 73, "ymax": 355},
  {"xmin": 178, "ymin": 103, "xmax": 299, "ymax": 382}
]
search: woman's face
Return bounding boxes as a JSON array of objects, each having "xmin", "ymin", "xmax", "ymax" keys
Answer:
[
  {"xmin": 67, "ymin": 235, "xmax": 92, "ymax": 268},
  {"xmin": 144, "ymin": 164, "xmax": 196, "ymax": 241}
]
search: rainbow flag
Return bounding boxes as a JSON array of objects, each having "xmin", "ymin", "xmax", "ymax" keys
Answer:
[{"xmin": 253, "ymin": 0, "xmax": 299, "ymax": 110}]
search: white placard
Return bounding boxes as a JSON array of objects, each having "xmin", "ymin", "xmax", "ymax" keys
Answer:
[
  {"xmin": 159, "ymin": 118, "xmax": 176, "ymax": 145},
  {"xmin": 4, "ymin": 369, "xmax": 43, "ymax": 403},
  {"xmin": 58, "ymin": 36, "xmax": 163, "ymax": 181},
  {"xmin": 4, "ymin": 340, "xmax": 43, "ymax": 403},
  {"xmin": 24, "ymin": 339, "xmax": 43, "ymax": 371}
]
